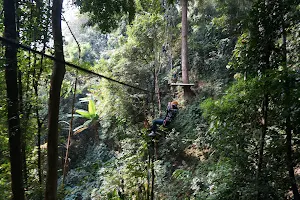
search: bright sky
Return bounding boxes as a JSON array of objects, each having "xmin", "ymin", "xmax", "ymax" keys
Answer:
[
  {"xmin": 63, "ymin": 0, "xmax": 79, "ymax": 22},
  {"xmin": 62, "ymin": 0, "xmax": 83, "ymax": 43}
]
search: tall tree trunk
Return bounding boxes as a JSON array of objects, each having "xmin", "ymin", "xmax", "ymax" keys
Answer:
[
  {"xmin": 256, "ymin": 3, "xmax": 272, "ymax": 197},
  {"xmin": 36, "ymin": 108, "xmax": 42, "ymax": 185},
  {"xmin": 35, "ymin": 38, "xmax": 47, "ymax": 186},
  {"xmin": 33, "ymin": 62, "xmax": 43, "ymax": 185},
  {"xmin": 256, "ymin": 94, "xmax": 268, "ymax": 200},
  {"xmin": 147, "ymin": 144, "xmax": 151, "ymax": 200},
  {"xmin": 152, "ymin": 69, "xmax": 156, "ymax": 117},
  {"xmin": 285, "ymin": 97, "xmax": 300, "ymax": 200},
  {"xmin": 181, "ymin": 0, "xmax": 189, "ymax": 84},
  {"xmin": 282, "ymin": 19, "xmax": 300, "ymax": 200},
  {"xmin": 36, "ymin": 2, "xmax": 50, "ymax": 184},
  {"xmin": 181, "ymin": 0, "xmax": 193, "ymax": 99},
  {"xmin": 151, "ymin": 141, "xmax": 155, "ymax": 200},
  {"xmin": 256, "ymin": 47, "xmax": 270, "ymax": 199},
  {"xmin": 45, "ymin": 0, "xmax": 66, "ymax": 199},
  {"xmin": 3, "ymin": 0, "xmax": 25, "ymax": 199},
  {"xmin": 155, "ymin": 73, "xmax": 162, "ymax": 117},
  {"xmin": 154, "ymin": 53, "xmax": 162, "ymax": 117}
]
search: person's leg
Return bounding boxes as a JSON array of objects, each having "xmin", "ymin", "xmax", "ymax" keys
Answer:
[{"xmin": 150, "ymin": 119, "xmax": 164, "ymax": 136}]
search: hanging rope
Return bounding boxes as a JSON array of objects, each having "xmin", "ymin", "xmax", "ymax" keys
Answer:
[{"xmin": 62, "ymin": 14, "xmax": 80, "ymax": 185}]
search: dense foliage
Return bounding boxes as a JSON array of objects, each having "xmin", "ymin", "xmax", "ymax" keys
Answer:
[{"xmin": 1, "ymin": 0, "xmax": 300, "ymax": 199}]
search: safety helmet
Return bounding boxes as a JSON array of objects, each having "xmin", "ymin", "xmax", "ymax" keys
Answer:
[{"xmin": 171, "ymin": 101, "xmax": 179, "ymax": 106}]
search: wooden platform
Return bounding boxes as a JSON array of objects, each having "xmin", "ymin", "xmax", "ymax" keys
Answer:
[{"xmin": 170, "ymin": 83, "xmax": 195, "ymax": 86}]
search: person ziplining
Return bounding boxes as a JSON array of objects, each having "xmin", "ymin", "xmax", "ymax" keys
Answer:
[{"xmin": 148, "ymin": 101, "xmax": 179, "ymax": 137}]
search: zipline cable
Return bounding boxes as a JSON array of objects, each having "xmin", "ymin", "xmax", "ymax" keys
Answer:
[{"xmin": 0, "ymin": 36, "xmax": 152, "ymax": 93}]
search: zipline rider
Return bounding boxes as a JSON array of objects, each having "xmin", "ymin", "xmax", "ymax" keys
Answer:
[{"xmin": 149, "ymin": 101, "xmax": 179, "ymax": 137}]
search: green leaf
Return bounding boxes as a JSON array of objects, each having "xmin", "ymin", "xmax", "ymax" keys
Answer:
[
  {"xmin": 88, "ymin": 100, "xmax": 96, "ymax": 116},
  {"xmin": 172, "ymin": 169, "xmax": 185, "ymax": 178},
  {"xmin": 76, "ymin": 109, "xmax": 92, "ymax": 119}
]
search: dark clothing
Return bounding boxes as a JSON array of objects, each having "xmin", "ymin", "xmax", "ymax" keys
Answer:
[
  {"xmin": 151, "ymin": 119, "xmax": 165, "ymax": 133},
  {"xmin": 164, "ymin": 104, "xmax": 178, "ymax": 123},
  {"xmin": 151, "ymin": 104, "xmax": 178, "ymax": 133}
]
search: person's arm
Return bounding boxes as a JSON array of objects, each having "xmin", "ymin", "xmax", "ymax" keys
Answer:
[
  {"xmin": 163, "ymin": 102, "xmax": 171, "ymax": 126},
  {"xmin": 167, "ymin": 102, "xmax": 171, "ymax": 110}
]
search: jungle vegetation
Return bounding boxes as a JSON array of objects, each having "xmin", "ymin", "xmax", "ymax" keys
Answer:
[{"xmin": 1, "ymin": 0, "xmax": 300, "ymax": 199}]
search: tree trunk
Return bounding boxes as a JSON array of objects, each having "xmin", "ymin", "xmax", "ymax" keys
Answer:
[
  {"xmin": 21, "ymin": 117, "xmax": 28, "ymax": 189},
  {"xmin": 152, "ymin": 69, "xmax": 156, "ymax": 117},
  {"xmin": 154, "ymin": 53, "xmax": 162, "ymax": 117},
  {"xmin": 286, "ymin": 105, "xmax": 300, "ymax": 200},
  {"xmin": 181, "ymin": 0, "xmax": 189, "ymax": 84},
  {"xmin": 256, "ymin": 45, "xmax": 270, "ymax": 199},
  {"xmin": 36, "ymin": 3, "xmax": 50, "ymax": 185},
  {"xmin": 45, "ymin": 0, "xmax": 66, "ymax": 199},
  {"xmin": 34, "ymin": 70, "xmax": 42, "ymax": 185},
  {"xmin": 151, "ymin": 141, "xmax": 155, "ymax": 200},
  {"xmin": 147, "ymin": 144, "xmax": 151, "ymax": 200},
  {"xmin": 3, "ymin": 0, "xmax": 25, "ymax": 199},
  {"xmin": 256, "ymin": 3, "xmax": 272, "ymax": 196},
  {"xmin": 37, "ymin": 108, "xmax": 42, "ymax": 185},
  {"xmin": 35, "ymin": 38, "xmax": 47, "ymax": 186},
  {"xmin": 181, "ymin": 0, "xmax": 193, "ymax": 99},
  {"xmin": 256, "ymin": 94, "xmax": 268, "ymax": 199},
  {"xmin": 282, "ymin": 19, "xmax": 300, "ymax": 200}
]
